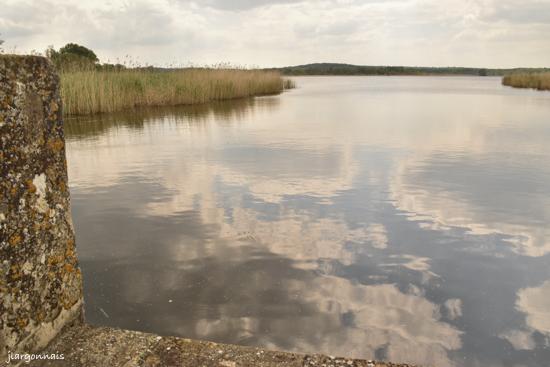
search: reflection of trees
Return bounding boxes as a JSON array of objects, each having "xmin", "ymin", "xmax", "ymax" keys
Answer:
[{"xmin": 64, "ymin": 96, "xmax": 280, "ymax": 140}]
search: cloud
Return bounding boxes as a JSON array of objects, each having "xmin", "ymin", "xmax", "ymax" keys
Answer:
[
  {"xmin": 500, "ymin": 280, "xmax": 550, "ymax": 351},
  {"xmin": 390, "ymin": 153, "xmax": 550, "ymax": 257},
  {"xmin": 516, "ymin": 280, "xmax": 550, "ymax": 335},
  {"xmin": 186, "ymin": 0, "xmax": 300, "ymax": 11},
  {"xmin": 2, "ymin": 0, "xmax": 549, "ymax": 74},
  {"xmin": 481, "ymin": 0, "xmax": 550, "ymax": 24},
  {"xmin": 499, "ymin": 329, "xmax": 536, "ymax": 350},
  {"xmin": 444, "ymin": 299, "xmax": 463, "ymax": 321},
  {"xmin": 93, "ymin": 2, "xmax": 181, "ymax": 47},
  {"xmin": 383, "ymin": 89, "xmax": 550, "ymax": 257},
  {"xmin": 0, "ymin": 0, "xmax": 84, "ymax": 40},
  {"xmin": 68, "ymin": 98, "xmax": 465, "ymax": 366}
]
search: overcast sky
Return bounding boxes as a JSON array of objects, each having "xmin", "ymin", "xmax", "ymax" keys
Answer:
[{"xmin": 2, "ymin": 0, "xmax": 550, "ymax": 68}]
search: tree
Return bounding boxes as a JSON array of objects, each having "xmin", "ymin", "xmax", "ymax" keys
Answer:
[
  {"xmin": 46, "ymin": 43, "xmax": 99, "ymax": 72},
  {"xmin": 58, "ymin": 43, "xmax": 98, "ymax": 63},
  {"xmin": 0, "ymin": 34, "xmax": 4, "ymax": 53}
]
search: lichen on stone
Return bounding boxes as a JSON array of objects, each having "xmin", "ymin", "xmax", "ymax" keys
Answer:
[{"xmin": 1, "ymin": 55, "xmax": 83, "ymax": 361}]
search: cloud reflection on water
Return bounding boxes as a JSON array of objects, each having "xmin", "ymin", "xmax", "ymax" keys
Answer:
[{"xmin": 66, "ymin": 76, "xmax": 550, "ymax": 367}]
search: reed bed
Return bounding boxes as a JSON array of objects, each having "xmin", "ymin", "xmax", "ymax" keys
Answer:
[
  {"xmin": 502, "ymin": 72, "xmax": 550, "ymax": 91},
  {"xmin": 60, "ymin": 68, "xmax": 293, "ymax": 115}
]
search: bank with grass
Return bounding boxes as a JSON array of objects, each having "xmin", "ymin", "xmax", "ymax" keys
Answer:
[
  {"xmin": 61, "ymin": 68, "xmax": 294, "ymax": 115},
  {"xmin": 502, "ymin": 72, "xmax": 550, "ymax": 91}
]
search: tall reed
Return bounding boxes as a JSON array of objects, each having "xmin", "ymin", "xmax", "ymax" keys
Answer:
[
  {"xmin": 502, "ymin": 72, "xmax": 550, "ymax": 91},
  {"xmin": 60, "ymin": 68, "xmax": 293, "ymax": 115}
]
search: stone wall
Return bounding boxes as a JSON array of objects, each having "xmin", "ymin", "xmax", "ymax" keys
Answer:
[{"xmin": 0, "ymin": 55, "xmax": 83, "ymax": 360}]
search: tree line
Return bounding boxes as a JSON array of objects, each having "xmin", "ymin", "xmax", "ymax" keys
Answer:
[
  {"xmin": 272, "ymin": 63, "xmax": 550, "ymax": 77},
  {"xmin": 45, "ymin": 43, "xmax": 126, "ymax": 72}
]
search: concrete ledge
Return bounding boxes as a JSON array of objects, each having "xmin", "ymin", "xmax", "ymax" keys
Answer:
[{"xmin": 25, "ymin": 324, "xmax": 415, "ymax": 367}]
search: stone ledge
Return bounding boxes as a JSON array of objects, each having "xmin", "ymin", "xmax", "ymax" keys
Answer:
[{"xmin": 25, "ymin": 324, "xmax": 416, "ymax": 367}]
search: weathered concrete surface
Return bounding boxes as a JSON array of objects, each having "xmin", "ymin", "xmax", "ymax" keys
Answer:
[
  {"xmin": 29, "ymin": 325, "xmax": 415, "ymax": 367},
  {"xmin": 0, "ymin": 55, "xmax": 83, "ymax": 361}
]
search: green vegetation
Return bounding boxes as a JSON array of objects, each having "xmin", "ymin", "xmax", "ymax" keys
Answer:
[
  {"xmin": 273, "ymin": 63, "xmax": 550, "ymax": 77},
  {"xmin": 45, "ymin": 43, "xmax": 293, "ymax": 115},
  {"xmin": 46, "ymin": 43, "xmax": 101, "ymax": 72},
  {"xmin": 60, "ymin": 68, "xmax": 290, "ymax": 115},
  {"xmin": 502, "ymin": 73, "xmax": 550, "ymax": 91}
]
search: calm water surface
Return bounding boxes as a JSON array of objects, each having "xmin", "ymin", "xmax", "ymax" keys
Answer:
[{"xmin": 66, "ymin": 77, "xmax": 550, "ymax": 367}]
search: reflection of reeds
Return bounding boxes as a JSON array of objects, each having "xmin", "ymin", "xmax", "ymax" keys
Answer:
[
  {"xmin": 61, "ymin": 68, "xmax": 294, "ymax": 115},
  {"xmin": 64, "ymin": 97, "xmax": 282, "ymax": 140},
  {"xmin": 283, "ymin": 78, "xmax": 296, "ymax": 89},
  {"xmin": 502, "ymin": 73, "xmax": 550, "ymax": 91}
]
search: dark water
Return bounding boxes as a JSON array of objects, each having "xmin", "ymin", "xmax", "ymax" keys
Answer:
[{"xmin": 66, "ymin": 77, "xmax": 550, "ymax": 367}]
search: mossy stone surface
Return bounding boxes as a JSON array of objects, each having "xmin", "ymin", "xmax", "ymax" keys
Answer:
[{"xmin": 0, "ymin": 55, "xmax": 83, "ymax": 361}]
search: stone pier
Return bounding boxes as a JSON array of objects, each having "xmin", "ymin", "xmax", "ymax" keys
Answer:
[
  {"xmin": 0, "ymin": 55, "xmax": 415, "ymax": 367},
  {"xmin": 1, "ymin": 55, "xmax": 83, "ymax": 362}
]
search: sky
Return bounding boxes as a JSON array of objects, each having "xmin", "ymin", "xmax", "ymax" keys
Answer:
[{"xmin": 1, "ymin": 0, "xmax": 550, "ymax": 68}]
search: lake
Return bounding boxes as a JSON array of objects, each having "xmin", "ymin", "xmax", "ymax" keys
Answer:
[{"xmin": 66, "ymin": 76, "xmax": 550, "ymax": 367}]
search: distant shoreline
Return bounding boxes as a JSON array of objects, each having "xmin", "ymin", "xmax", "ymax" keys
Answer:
[
  {"xmin": 268, "ymin": 63, "xmax": 550, "ymax": 77},
  {"xmin": 282, "ymin": 74, "xmax": 502, "ymax": 77}
]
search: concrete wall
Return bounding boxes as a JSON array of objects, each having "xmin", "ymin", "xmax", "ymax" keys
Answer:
[{"xmin": 0, "ymin": 55, "xmax": 83, "ymax": 360}]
